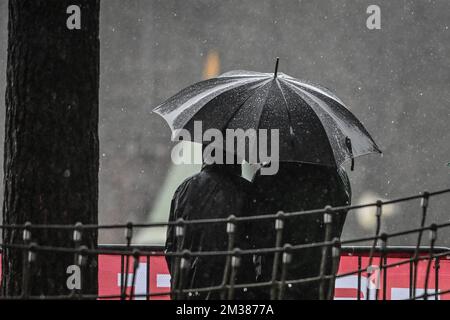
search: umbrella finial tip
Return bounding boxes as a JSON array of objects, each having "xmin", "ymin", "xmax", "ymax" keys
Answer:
[{"xmin": 274, "ymin": 57, "xmax": 279, "ymax": 78}]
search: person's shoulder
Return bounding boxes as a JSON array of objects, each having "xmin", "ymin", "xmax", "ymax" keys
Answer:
[
  {"xmin": 194, "ymin": 168, "xmax": 220, "ymax": 183},
  {"xmin": 178, "ymin": 174, "xmax": 196, "ymax": 188},
  {"xmin": 179, "ymin": 169, "xmax": 222, "ymax": 192},
  {"xmin": 172, "ymin": 173, "xmax": 200, "ymax": 197}
]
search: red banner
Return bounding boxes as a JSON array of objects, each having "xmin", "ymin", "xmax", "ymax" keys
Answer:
[{"xmin": 1, "ymin": 250, "xmax": 450, "ymax": 300}]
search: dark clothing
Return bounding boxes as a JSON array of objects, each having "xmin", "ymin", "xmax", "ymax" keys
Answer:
[
  {"xmin": 248, "ymin": 163, "xmax": 351, "ymax": 300},
  {"xmin": 165, "ymin": 164, "xmax": 252, "ymax": 299}
]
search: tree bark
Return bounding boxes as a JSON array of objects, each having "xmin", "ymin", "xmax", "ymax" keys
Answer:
[{"xmin": 2, "ymin": 0, "xmax": 99, "ymax": 297}]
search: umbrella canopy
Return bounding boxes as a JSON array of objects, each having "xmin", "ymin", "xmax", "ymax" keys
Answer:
[{"xmin": 154, "ymin": 59, "xmax": 381, "ymax": 168}]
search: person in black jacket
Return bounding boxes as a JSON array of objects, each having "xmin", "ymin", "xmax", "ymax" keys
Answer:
[
  {"xmin": 248, "ymin": 162, "xmax": 351, "ymax": 300},
  {"xmin": 165, "ymin": 151, "xmax": 253, "ymax": 300}
]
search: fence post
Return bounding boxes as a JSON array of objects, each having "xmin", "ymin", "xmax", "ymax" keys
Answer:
[
  {"xmin": 319, "ymin": 206, "xmax": 333, "ymax": 300},
  {"xmin": 129, "ymin": 249, "xmax": 141, "ymax": 300},
  {"xmin": 71, "ymin": 222, "xmax": 83, "ymax": 299},
  {"xmin": 424, "ymin": 224, "xmax": 437, "ymax": 300},
  {"xmin": 227, "ymin": 248, "xmax": 241, "ymax": 300},
  {"xmin": 121, "ymin": 222, "xmax": 134, "ymax": 300},
  {"xmin": 412, "ymin": 191, "xmax": 429, "ymax": 299},
  {"xmin": 327, "ymin": 238, "xmax": 341, "ymax": 300},
  {"xmin": 21, "ymin": 222, "xmax": 33, "ymax": 299},
  {"xmin": 220, "ymin": 215, "xmax": 236, "ymax": 299},
  {"xmin": 177, "ymin": 249, "xmax": 191, "ymax": 300},
  {"xmin": 366, "ymin": 200, "xmax": 383, "ymax": 300},
  {"xmin": 378, "ymin": 233, "xmax": 388, "ymax": 300},
  {"xmin": 278, "ymin": 244, "xmax": 292, "ymax": 300},
  {"xmin": 270, "ymin": 211, "xmax": 285, "ymax": 300}
]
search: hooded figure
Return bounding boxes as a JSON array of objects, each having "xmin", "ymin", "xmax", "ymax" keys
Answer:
[
  {"xmin": 165, "ymin": 151, "xmax": 253, "ymax": 300},
  {"xmin": 248, "ymin": 162, "xmax": 351, "ymax": 300}
]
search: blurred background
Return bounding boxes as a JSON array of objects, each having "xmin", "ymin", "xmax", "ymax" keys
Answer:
[{"xmin": 0, "ymin": 0, "xmax": 449, "ymax": 245}]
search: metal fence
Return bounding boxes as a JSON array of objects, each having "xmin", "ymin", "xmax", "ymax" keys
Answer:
[{"xmin": 0, "ymin": 187, "xmax": 450, "ymax": 300}]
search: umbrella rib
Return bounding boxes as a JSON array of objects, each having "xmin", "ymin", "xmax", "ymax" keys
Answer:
[
  {"xmin": 276, "ymin": 80, "xmax": 296, "ymax": 144},
  {"xmin": 230, "ymin": 80, "xmax": 273, "ymax": 163},
  {"xmin": 252, "ymin": 81, "xmax": 274, "ymax": 143},
  {"xmin": 218, "ymin": 72, "xmax": 269, "ymax": 79},
  {"xmin": 284, "ymin": 80, "xmax": 381, "ymax": 154},
  {"xmin": 283, "ymin": 77, "xmax": 344, "ymax": 106},
  {"xmin": 296, "ymin": 87, "xmax": 356, "ymax": 144},
  {"xmin": 219, "ymin": 79, "xmax": 273, "ymax": 134},
  {"xmin": 175, "ymin": 78, "xmax": 259, "ymax": 129},
  {"xmin": 156, "ymin": 77, "xmax": 265, "ymax": 132},
  {"xmin": 280, "ymin": 83, "xmax": 339, "ymax": 166}
]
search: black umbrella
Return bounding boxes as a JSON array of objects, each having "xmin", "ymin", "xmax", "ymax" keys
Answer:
[{"xmin": 154, "ymin": 59, "xmax": 381, "ymax": 168}]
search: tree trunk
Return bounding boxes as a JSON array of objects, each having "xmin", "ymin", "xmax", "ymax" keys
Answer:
[{"xmin": 2, "ymin": 0, "xmax": 99, "ymax": 297}]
